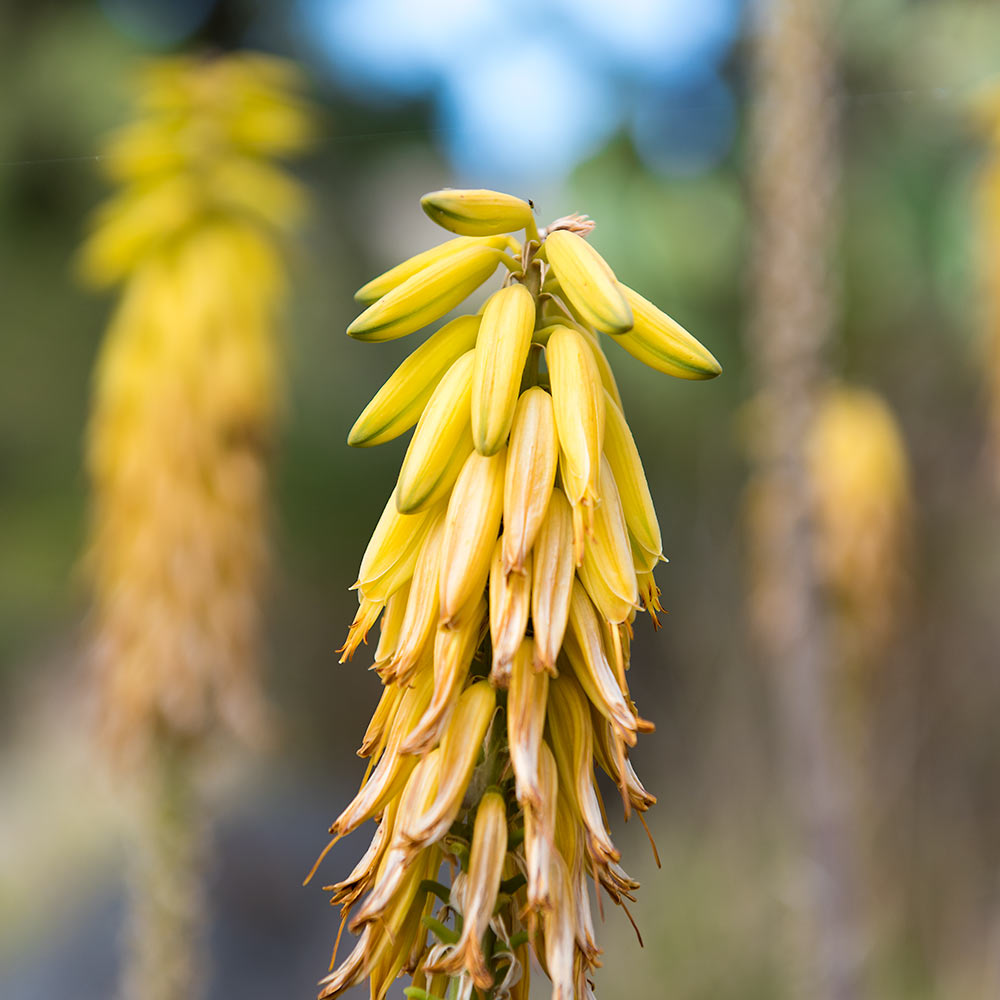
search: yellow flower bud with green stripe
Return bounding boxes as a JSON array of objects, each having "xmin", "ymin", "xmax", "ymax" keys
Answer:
[
  {"xmin": 348, "ymin": 314, "xmax": 480, "ymax": 447},
  {"xmin": 603, "ymin": 390, "xmax": 663, "ymax": 563},
  {"xmin": 395, "ymin": 351, "xmax": 475, "ymax": 513},
  {"xmin": 543, "ymin": 228, "xmax": 633, "ymax": 334},
  {"xmin": 354, "ymin": 236, "xmax": 511, "ymax": 304},
  {"xmin": 422, "ymin": 187, "xmax": 535, "ymax": 236},
  {"xmin": 614, "ymin": 284, "xmax": 723, "ymax": 379},
  {"xmin": 348, "ymin": 244, "xmax": 503, "ymax": 341}
]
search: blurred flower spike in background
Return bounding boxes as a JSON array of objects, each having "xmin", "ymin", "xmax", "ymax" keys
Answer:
[
  {"xmin": 80, "ymin": 53, "xmax": 313, "ymax": 756},
  {"xmin": 78, "ymin": 51, "xmax": 312, "ymax": 1000}
]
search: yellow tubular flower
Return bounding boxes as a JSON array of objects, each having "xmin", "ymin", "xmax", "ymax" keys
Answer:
[
  {"xmin": 488, "ymin": 540, "xmax": 532, "ymax": 683},
  {"xmin": 437, "ymin": 448, "xmax": 507, "ymax": 626},
  {"xmin": 348, "ymin": 315, "xmax": 480, "ymax": 447},
  {"xmin": 502, "ymin": 386, "xmax": 559, "ymax": 574},
  {"xmin": 82, "ymin": 54, "xmax": 311, "ymax": 758},
  {"xmin": 603, "ymin": 390, "xmax": 663, "ymax": 561},
  {"xmin": 395, "ymin": 351, "xmax": 476, "ymax": 513},
  {"xmin": 471, "ymin": 284, "xmax": 536, "ymax": 455},
  {"xmin": 316, "ymin": 191, "xmax": 721, "ymax": 1000},
  {"xmin": 547, "ymin": 324, "xmax": 607, "ymax": 561},
  {"xmin": 355, "ymin": 236, "xmax": 510, "ymax": 304},
  {"xmin": 532, "ymin": 487, "xmax": 576, "ymax": 673},
  {"xmin": 543, "ymin": 229, "xmax": 633, "ymax": 334}
]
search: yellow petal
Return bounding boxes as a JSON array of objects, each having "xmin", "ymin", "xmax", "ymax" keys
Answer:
[
  {"xmin": 507, "ymin": 637, "xmax": 548, "ymax": 808},
  {"xmin": 546, "ymin": 325, "xmax": 605, "ymax": 515},
  {"xmin": 383, "ymin": 512, "xmax": 447, "ymax": 685},
  {"xmin": 438, "ymin": 447, "xmax": 507, "ymax": 625},
  {"xmin": 501, "ymin": 387, "xmax": 558, "ymax": 575},
  {"xmin": 471, "ymin": 283, "xmax": 536, "ymax": 455},
  {"xmin": 531, "ymin": 487, "xmax": 575, "ymax": 673},
  {"xmin": 356, "ymin": 488, "xmax": 438, "ymax": 588},
  {"xmin": 402, "ymin": 680, "xmax": 496, "ymax": 845},
  {"xmin": 400, "ymin": 593, "xmax": 486, "ymax": 755},
  {"xmin": 489, "ymin": 540, "xmax": 531, "ymax": 685},
  {"xmin": 396, "ymin": 351, "xmax": 475, "ymax": 514},
  {"xmin": 428, "ymin": 789, "xmax": 507, "ymax": 988}
]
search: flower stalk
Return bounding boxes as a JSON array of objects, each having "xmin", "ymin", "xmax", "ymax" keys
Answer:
[{"xmin": 314, "ymin": 188, "xmax": 720, "ymax": 999}]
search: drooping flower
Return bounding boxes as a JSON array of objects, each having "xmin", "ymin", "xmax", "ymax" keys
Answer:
[{"xmin": 315, "ymin": 189, "xmax": 721, "ymax": 1000}]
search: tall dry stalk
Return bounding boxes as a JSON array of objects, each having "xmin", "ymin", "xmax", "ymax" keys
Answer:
[{"xmin": 747, "ymin": 2, "xmax": 866, "ymax": 998}]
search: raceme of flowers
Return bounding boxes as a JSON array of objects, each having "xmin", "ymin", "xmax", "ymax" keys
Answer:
[
  {"xmin": 313, "ymin": 188, "xmax": 721, "ymax": 1000},
  {"xmin": 79, "ymin": 53, "xmax": 312, "ymax": 757}
]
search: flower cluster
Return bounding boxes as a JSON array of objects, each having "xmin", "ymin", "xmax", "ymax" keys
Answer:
[
  {"xmin": 80, "ymin": 54, "xmax": 312, "ymax": 757},
  {"xmin": 317, "ymin": 189, "xmax": 721, "ymax": 999}
]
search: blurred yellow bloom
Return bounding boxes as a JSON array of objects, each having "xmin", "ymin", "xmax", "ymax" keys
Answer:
[
  {"xmin": 746, "ymin": 384, "xmax": 911, "ymax": 669},
  {"xmin": 81, "ymin": 53, "xmax": 311, "ymax": 758},
  {"xmin": 315, "ymin": 189, "xmax": 721, "ymax": 999},
  {"xmin": 808, "ymin": 384, "xmax": 912, "ymax": 664}
]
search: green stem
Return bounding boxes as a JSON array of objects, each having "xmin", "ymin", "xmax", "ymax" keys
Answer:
[
  {"xmin": 496, "ymin": 252, "xmax": 523, "ymax": 275},
  {"xmin": 120, "ymin": 739, "xmax": 206, "ymax": 1000}
]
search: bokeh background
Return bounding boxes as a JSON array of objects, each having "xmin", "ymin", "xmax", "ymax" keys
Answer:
[{"xmin": 2, "ymin": 0, "xmax": 999, "ymax": 997}]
